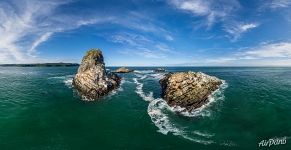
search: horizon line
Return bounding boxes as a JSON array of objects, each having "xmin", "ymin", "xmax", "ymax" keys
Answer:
[{"xmin": 1, "ymin": 63, "xmax": 291, "ymax": 67}]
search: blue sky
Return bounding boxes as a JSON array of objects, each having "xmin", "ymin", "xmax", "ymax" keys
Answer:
[{"xmin": 0, "ymin": 0, "xmax": 291, "ymax": 66}]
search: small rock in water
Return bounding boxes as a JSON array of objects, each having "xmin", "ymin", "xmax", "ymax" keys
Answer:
[
  {"xmin": 73, "ymin": 49, "xmax": 121, "ymax": 100},
  {"xmin": 154, "ymin": 68, "xmax": 166, "ymax": 73},
  {"xmin": 159, "ymin": 71, "xmax": 222, "ymax": 112},
  {"xmin": 113, "ymin": 67, "xmax": 134, "ymax": 73}
]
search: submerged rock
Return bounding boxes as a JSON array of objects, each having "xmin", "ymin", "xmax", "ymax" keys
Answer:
[
  {"xmin": 114, "ymin": 67, "xmax": 134, "ymax": 73},
  {"xmin": 73, "ymin": 49, "xmax": 121, "ymax": 100},
  {"xmin": 159, "ymin": 71, "xmax": 222, "ymax": 111},
  {"xmin": 154, "ymin": 68, "xmax": 166, "ymax": 73}
]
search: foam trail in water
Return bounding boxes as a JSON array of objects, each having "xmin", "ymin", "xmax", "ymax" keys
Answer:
[
  {"xmin": 62, "ymin": 75, "xmax": 75, "ymax": 88},
  {"xmin": 64, "ymin": 78, "xmax": 73, "ymax": 88},
  {"xmin": 133, "ymin": 78, "xmax": 153, "ymax": 102},
  {"xmin": 133, "ymin": 76, "xmax": 215, "ymax": 145},
  {"xmin": 134, "ymin": 70, "xmax": 153, "ymax": 74},
  {"xmin": 107, "ymin": 79, "xmax": 125, "ymax": 97},
  {"xmin": 147, "ymin": 98, "xmax": 215, "ymax": 144},
  {"xmin": 48, "ymin": 75, "xmax": 74, "ymax": 88},
  {"xmin": 192, "ymin": 131, "xmax": 214, "ymax": 138},
  {"xmin": 148, "ymin": 73, "xmax": 166, "ymax": 80}
]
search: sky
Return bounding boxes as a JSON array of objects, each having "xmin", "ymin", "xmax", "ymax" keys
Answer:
[{"xmin": 0, "ymin": 0, "xmax": 291, "ymax": 66}]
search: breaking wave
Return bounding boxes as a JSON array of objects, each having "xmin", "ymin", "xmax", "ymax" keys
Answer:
[
  {"xmin": 64, "ymin": 78, "xmax": 73, "ymax": 88},
  {"xmin": 133, "ymin": 70, "xmax": 154, "ymax": 74},
  {"xmin": 107, "ymin": 79, "xmax": 125, "ymax": 97},
  {"xmin": 48, "ymin": 75, "xmax": 74, "ymax": 88}
]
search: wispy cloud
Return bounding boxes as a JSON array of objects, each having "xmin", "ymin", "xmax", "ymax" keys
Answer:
[
  {"xmin": 0, "ymin": 0, "xmax": 103, "ymax": 63},
  {"xmin": 136, "ymin": 48, "xmax": 167, "ymax": 59},
  {"xmin": 237, "ymin": 42, "xmax": 291, "ymax": 59},
  {"xmin": 28, "ymin": 32, "xmax": 53, "ymax": 56},
  {"xmin": 212, "ymin": 42, "xmax": 291, "ymax": 66},
  {"xmin": 0, "ymin": 0, "xmax": 177, "ymax": 63},
  {"xmin": 168, "ymin": 0, "xmax": 262, "ymax": 41},
  {"xmin": 109, "ymin": 32, "xmax": 175, "ymax": 59},
  {"xmin": 171, "ymin": 41, "xmax": 291, "ymax": 66},
  {"xmin": 112, "ymin": 11, "xmax": 174, "ymax": 41},
  {"xmin": 168, "ymin": 0, "xmax": 240, "ymax": 27},
  {"xmin": 110, "ymin": 32, "xmax": 152, "ymax": 47},
  {"xmin": 224, "ymin": 22, "xmax": 259, "ymax": 41},
  {"xmin": 269, "ymin": 0, "xmax": 291, "ymax": 9},
  {"xmin": 0, "ymin": 0, "xmax": 60, "ymax": 62}
]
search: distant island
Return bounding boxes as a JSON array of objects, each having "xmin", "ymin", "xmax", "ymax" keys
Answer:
[{"xmin": 0, "ymin": 63, "xmax": 79, "ymax": 67}]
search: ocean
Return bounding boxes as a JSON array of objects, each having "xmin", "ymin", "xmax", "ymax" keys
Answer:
[{"xmin": 0, "ymin": 67, "xmax": 290, "ymax": 150}]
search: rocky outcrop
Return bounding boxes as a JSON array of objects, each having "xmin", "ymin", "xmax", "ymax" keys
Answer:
[
  {"xmin": 73, "ymin": 49, "xmax": 121, "ymax": 100},
  {"xmin": 154, "ymin": 68, "xmax": 166, "ymax": 73},
  {"xmin": 159, "ymin": 71, "xmax": 222, "ymax": 111},
  {"xmin": 114, "ymin": 67, "xmax": 134, "ymax": 73}
]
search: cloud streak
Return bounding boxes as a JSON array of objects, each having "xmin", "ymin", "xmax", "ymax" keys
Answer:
[
  {"xmin": 168, "ymin": 0, "xmax": 261, "ymax": 41},
  {"xmin": 169, "ymin": 0, "xmax": 240, "ymax": 27},
  {"xmin": 171, "ymin": 42, "xmax": 291, "ymax": 66},
  {"xmin": 237, "ymin": 42, "xmax": 291, "ymax": 59},
  {"xmin": 109, "ymin": 32, "xmax": 175, "ymax": 59},
  {"xmin": 210, "ymin": 42, "xmax": 291, "ymax": 66},
  {"xmin": 224, "ymin": 22, "xmax": 259, "ymax": 41},
  {"xmin": 269, "ymin": 0, "xmax": 291, "ymax": 9},
  {"xmin": 0, "ymin": 0, "xmax": 99, "ymax": 63},
  {"xmin": 0, "ymin": 0, "xmax": 175, "ymax": 63}
]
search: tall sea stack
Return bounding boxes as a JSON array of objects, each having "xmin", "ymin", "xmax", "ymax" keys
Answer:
[{"xmin": 73, "ymin": 49, "xmax": 121, "ymax": 100}]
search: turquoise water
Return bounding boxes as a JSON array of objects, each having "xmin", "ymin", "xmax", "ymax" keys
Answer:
[{"xmin": 0, "ymin": 67, "xmax": 291, "ymax": 150}]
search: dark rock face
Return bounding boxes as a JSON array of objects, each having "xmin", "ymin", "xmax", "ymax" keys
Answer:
[
  {"xmin": 73, "ymin": 49, "xmax": 121, "ymax": 100},
  {"xmin": 159, "ymin": 71, "xmax": 222, "ymax": 111},
  {"xmin": 114, "ymin": 67, "xmax": 134, "ymax": 73}
]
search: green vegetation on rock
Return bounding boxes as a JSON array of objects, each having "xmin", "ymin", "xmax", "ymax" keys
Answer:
[{"xmin": 82, "ymin": 49, "xmax": 103, "ymax": 63}]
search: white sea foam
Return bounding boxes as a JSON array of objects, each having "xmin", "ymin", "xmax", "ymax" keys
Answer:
[
  {"xmin": 170, "ymin": 81, "xmax": 229, "ymax": 117},
  {"xmin": 147, "ymin": 98, "xmax": 215, "ymax": 144},
  {"xmin": 21, "ymin": 72, "xmax": 37, "ymax": 75},
  {"xmin": 133, "ymin": 76, "xmax": 217, "ymax": 145},
  {"xmin": 134, "ymin": 70, "xmax": 153, "ymax": 74},
  {"xmin": 48, "ymin": 75, "xmax": 75, "ymax": 88},
  {"xmin": 63, "ymin": 75, "xmax": 75, "ymax": 88},
  {"xmin": 107, "ymin": 79, "xmax": 125, "ymax": 97},
  {"xmin": 134, "ymin": 73, "xmax": 148, "ymax": 79},
  {"xmin": 140, "ymin": 75, "xmax": 147, "ymax": 80},
  {"xmin": 133, "ymin": 69, "xmax": 166, "ymax": 81},
  {"xmin": 49, "ymin": 75, "xmax": 74, "ymax": 80},
  {"xmin": 148, "ymin": 73, "xmax": 165, "ymax": 80},
  {"xmin": 147, "ymin": 99, "xmax": 180, "ymax": 134},
  {"xmin": 48, "ymin": 76, "xmax": 66, "ymax": 79},
  {"xmin": 192, "ymin": 131, "xmax": 214, "ymax": 138},
  {"xmin": 64, "ymin": 78, "xmax": 73, "ymax": 88},
  {"xmin": 133, "ymin": 78, "xmax": 154, "ymax": 102}
]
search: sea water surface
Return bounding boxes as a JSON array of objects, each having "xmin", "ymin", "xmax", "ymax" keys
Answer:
[{"xmin": 0, "ymin": 67, "xmax": 291, "ymax": 150}]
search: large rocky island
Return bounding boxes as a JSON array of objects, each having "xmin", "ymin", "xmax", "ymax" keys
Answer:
[
  {"xmin": 159, "ymin": 71, "xmax": 222, "ymax": 112},
  {"xmin": 73, "ymin": 49, "xmax": 121, "ymax": 100}
]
